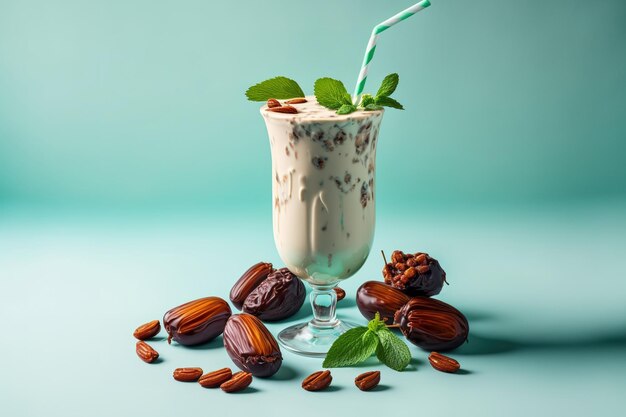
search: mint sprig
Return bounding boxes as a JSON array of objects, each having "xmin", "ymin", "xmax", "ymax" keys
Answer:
[
  {"xmin": 313, "ymin": 78, "xmax": 352, "ymax": 110},
  {"xmin": 374, "ymin": 95, "xmax": 403, "ymax": 110},
  {"xmin": 245, "ymin": 73, "xmax": 404, "ymax": 114},
  {"xmin": 245, "ymin": 76, "xmax": 305, "ymax": 101},
  {"xmin": 376, "ymin": 73, "xmax": 399, "ymax": 98},
  {"xmin": 313, "ymin": 73, "xmax": 404, "ymax": 115},
  {"xmin": 322, "ymin": 313, "xmax": 411, "ymax": 371},
  {"xmin": 368, "ymin": 73, "xmax": 404, "ymax": 110}
]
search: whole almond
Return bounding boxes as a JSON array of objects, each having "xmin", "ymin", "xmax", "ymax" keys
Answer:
[
  {"xmin": 355, "ymin": 370, "xmax": 380, "ymax": 391},
  {"xmin": 428, "ymin": 352, "xmax": 461, "ymax": 373},
  {"xmin": 173, "ymin": 367, "xmax": 203, "ymax": 382},
  {"xmin": 334, "ymin": 287, "xmax": 346, "ymax": 301},
  {"xmin": 220, "ymin": 371, "xmax": 253, "ymax": 393},
  {"xmin": 133, "ymin": 320, "xmax": 161, "ymax": 340},
  {"xmin": 285, "ymin": 98, "xmax": 307, "ymax": 104},
  {"xmin": 301, "ymin": 370, "xmax": 332, "ymax": 391},
  {"xmin": 136, "ymin": 341, "xmax": 159, "ymax": 363},
  {"xmin": 198, "ymin": 368, "xmax": 233, "ymax": 388},
  {"xmin": 267, "ymin": 105, "xmax": 298, "ymax": 114},
  {"xmin": 267, "ymin": 98, "xmax": 281, "ymax": 108}
]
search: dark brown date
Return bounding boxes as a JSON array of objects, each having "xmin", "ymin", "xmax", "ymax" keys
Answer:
[
  {"xmin": 163, "ymin": 296, "xmax": 231, "ymax": 346},
  {"xmin": 356, "ymin": 281, "xmax": 410, "ymax": 323},
  {"xmin": 394, "ymin": 297, "xmax": 469, "ymax": 351},
  {"xmin": 242, "ymin": 268, "xmax": 305, "ymax": 321},
  {"xmin": 230, "ymin": 262, "xmax": 274, "ymax": 310},
  {"xmin": 223, "ymin": 314, "xmax": 282, "ymax": 377},
  {"xmin": 383, "ymin": 251, "xmax": 447, "ymax": 297}
]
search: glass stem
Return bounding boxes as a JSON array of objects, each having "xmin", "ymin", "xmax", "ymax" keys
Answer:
[{"xmin": 308, "ymin": 284, "xmax": 339, "ymax": 329}]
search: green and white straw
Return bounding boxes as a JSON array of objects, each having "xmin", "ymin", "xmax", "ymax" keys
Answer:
[{"xmin": 352, "ymin": 0, "xmax": 431, "ymax": 105}]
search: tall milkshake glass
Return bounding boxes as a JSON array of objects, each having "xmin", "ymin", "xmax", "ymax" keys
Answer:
[{"xmin": 261, "ymin": 97, "xmax": 384, "ymax": 356}]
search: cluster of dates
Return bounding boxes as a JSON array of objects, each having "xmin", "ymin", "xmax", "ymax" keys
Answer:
[
  {"xmin": 141, "ymin": 262, "xmax": 308, "ymax": 380},
  {"xmin": 155, "ymin": 295, "xmax": 284, "ymax": 378},
  {"xmin": 356, "ymin": 250, "xmax": 469, "ymax": 351},
  {"xmin": 229, "ymin": 262, "xmax": 305, "ymax": 321}
]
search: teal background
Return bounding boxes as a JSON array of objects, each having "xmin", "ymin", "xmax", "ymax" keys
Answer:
[
  {"xmin": 1, "ymin": 1, "xmax": 626, "ymax": 416},
  {"xmin": 1, "ymin": 0, "xmax": 625, "ymax": 210}
]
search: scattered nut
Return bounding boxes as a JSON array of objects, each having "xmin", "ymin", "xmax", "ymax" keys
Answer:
[
  {"xmin": 136, "ymin": 341, "xmax": 159, "ymax": 363},
  {"xmin": 334, "ymin": 287, "xmax": 346, "ymax": 301},
  {"xmin": 173, "ymin": 367, "xmax": 203, "ymax": 382},
  {"xmin": 354, "ymin": 371, "xmax": 381, "ymax": 391},
  {"xmin": 220, "ymin": 371, "xmax": 253, "ymax": 393},
  {"xmin": 429, "ymin": 352, "xmax": 461, "ymax": 373},
  {"xmin": 133, "ymin": 320, "xmax": 161, "ymax": 340},
  {"xmin": 302, "ymin": 370, "xmax": 332, "ymax": 391},
  {"xmin": 198, "ymin": 368, "xmax": 233, "ymax": 388}
]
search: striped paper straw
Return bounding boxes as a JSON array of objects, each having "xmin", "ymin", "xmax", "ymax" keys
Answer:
[{"xmin": 352, "ymin": 0, "xmax": 431, "ymax": 105}]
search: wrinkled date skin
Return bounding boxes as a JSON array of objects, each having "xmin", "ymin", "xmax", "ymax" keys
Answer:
[
  {"xmin": 394, "ymin": 297, "xmax": 469, "ymax": 351},
  {"xmin": 163, "ymin": 296, "xmax": 231, "ymax": 346},
  {"xmin": 356, "ymin": 281, "xmax": 410, "ymax": 323},
  {"xmin": 223, "ymin": 314, "xmax": 283, "ymax": 377},
  {"xmin": 242, "ymin": 268, "xmax": 305, "ymax": 321}
]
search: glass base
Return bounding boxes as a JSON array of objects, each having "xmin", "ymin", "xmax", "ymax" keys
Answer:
[{"xmin": 278, "ymin": 319, "xmax": 358, "ymax": 357}]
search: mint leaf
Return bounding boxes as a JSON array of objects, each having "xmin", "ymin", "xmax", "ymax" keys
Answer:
[
  {"xmin": 364, "ymin": 104, "xmax": 384, "ymax": 111},
  {"xmin": 337, "ymin": 104, "xmax": 357, "ymax": 115},
  {"xmin": 367, "ymin": 312, "xmax": 387, "ymax": 333},
  {"xmin": 376, "ymin": 73, "xmax": 399, "ymax": 98},
  {"xmin": 376, "ymin": 328, "xmax": 411, "ymax": 371},
  {"xmin": 323, "ymin": 327, "xmax": 379, "ymax": 368},
  {"xmin": 375, "ymin": 96, "xmax": 404, "ymax": 110},
  {"xmin": 246, "ymin": 76, "xmax": 305, "ymax": 101},
  {"xmin": 360, "ymin": 94, "xmax": 375, "ymax": 108},
  {"xmin": 314, "ymin": 78, "xmax": 353, "ymax": 110}
]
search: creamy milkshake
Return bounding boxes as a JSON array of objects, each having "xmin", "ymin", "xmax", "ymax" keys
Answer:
[
  {"xmin": 262, "ymin": 97, "xmax": 383, "ymax": 287},
  {"xmin": 261, "ymin": 97, "xmax": 384, "ymax": 356}
]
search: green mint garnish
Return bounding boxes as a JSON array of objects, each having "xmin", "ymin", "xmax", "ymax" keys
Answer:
[
  {"xmin": 314, "ymin": 77, "xmax": 353, "ymax": 111},
  {"xmin": 322, "ymin": 327, "xmax": 379, "ymax": 368},
  {"xmin": 245, "ymin": 73, "xmax": 404, "ymax": 114},
  {"xmin": 364, "ymin": 73, "xmax": 404, "ymax": 111},
  {"xmin": 337, "ymin": 104, "xmax": 357, "ymax": 115},
  {"xmin": 312, "ymin": 73, "xmax": 404, "ymax": 114},
  {"xmin": 376, "ymin": 327, "xmax": 411, "ymax": 371},
  {"xmin": 245, "ymin": 76, "xmax": 305, "ymax": 101},
  {"xmin": 374, "ymin": 96, "xmax": 404, "ymax": 110},
  {"xmin": 376, "ymin": 73, "xmax": 399, "ymax": 97},
  {"xmin": 360, "ymin": 94, "xmax": 375, "ymax": 108},
  {"xmin": 322, "ymin": 313, "xmax": 411, "ymax": 371}
]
